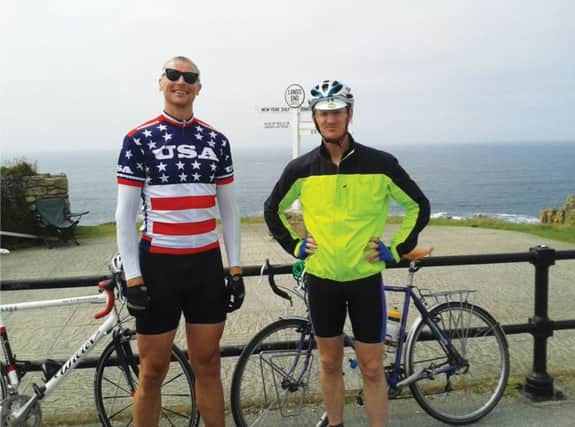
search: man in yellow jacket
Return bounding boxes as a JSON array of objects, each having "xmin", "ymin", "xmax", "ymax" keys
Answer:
[{"xmin": 264, "ymin": 79, "xmax": 430, "ymax": 427}]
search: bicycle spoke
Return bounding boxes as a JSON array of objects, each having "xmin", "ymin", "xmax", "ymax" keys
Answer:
[
  {"xmin": 101, "ymin": 375, "xmax": 135, "ymax": 396},
  {"xmin": 160, "ymin": 406, "xmax": 192, "ymax": 419},
  {"xmin": 475, "ymin": 323, "xmax": 497, "ymax": 338},
  {"xmin": 162, "ymin": 372, "xmax": 185, "ymax": 387},
  {"xmin": 106, "ymin": 403, "xmax": 133, "ymax": 422}
]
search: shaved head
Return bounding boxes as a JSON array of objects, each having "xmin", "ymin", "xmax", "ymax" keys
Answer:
[{"xmin": 163, "ymin": 56, "xmax": 200, "ymax": 76}]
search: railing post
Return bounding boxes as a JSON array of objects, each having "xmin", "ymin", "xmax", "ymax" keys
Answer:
[{"xmin": 521, "ymin": 245, "xmax": 559, "ymax": 400}]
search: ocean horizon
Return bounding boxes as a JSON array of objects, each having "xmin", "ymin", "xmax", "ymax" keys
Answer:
[{"xmin": 3, "ymin": 141, "xmax": 575, "ymax": 226}]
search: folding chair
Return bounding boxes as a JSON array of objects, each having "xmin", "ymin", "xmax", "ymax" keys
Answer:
[{"xmin": 35, "ymin": 198, "xmax": 89, "ymax": 247}]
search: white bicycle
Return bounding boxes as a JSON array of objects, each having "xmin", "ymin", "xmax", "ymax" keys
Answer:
[{"xmin": 0, "ymin": 256, "xmax": 199, "ymax": 426}]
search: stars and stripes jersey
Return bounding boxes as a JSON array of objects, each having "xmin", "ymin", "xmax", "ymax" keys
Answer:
[{"xmin": 117, "ymin": 112, "xmax": 235, "ymax": 255}]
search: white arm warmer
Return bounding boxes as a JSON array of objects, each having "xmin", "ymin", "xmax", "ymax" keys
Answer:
[
  {"xmin": 216, "ymin": 182, "xmax": 241, "ymax": 267},
  {"xmin": 115, "ymin": 184, "xmax": 142, "ymax": 280}
]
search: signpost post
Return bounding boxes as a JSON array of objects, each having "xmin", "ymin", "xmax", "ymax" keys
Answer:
[{"xmin": 284, "ymin": 84, "xmax": 306, "ymax": 160}]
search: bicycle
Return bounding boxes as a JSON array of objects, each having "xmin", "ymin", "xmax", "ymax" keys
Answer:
[
  {"xmin": 0, "ymin": 255, "xmax": 200, "ymax": 427},
  {"xmin": 230, "ymin": 247, "xmax": 510, "ymax": 426}
]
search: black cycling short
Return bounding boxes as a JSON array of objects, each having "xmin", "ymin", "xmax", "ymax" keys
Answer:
[
  {"xmin": 306, "ymin": 273, "xmax": 387, "ymax": 344},
  {"xmin": 136, "ymin": 247, "xmax": 226, "ymax": 335}
]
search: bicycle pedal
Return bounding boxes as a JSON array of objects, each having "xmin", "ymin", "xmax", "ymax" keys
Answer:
[{"xmin": 41, "ymin": 359, "xmax": 62, "ymax": 381}]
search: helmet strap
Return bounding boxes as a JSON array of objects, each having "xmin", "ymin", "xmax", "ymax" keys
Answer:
[{"xmin": 323, "ymin": 129, "xmax": 348, "ymax": 146}]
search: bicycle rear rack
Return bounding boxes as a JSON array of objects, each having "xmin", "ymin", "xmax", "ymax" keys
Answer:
[{"xmin": 419, "ymin": 289, "xmax": 477, "ymax": 307}]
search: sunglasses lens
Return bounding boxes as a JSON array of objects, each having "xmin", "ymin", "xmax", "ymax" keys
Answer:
[
  {"xmin": 165, "ymin": 69, "xmax": 180, "ymax": 81},
  {"xmin": 165, "ymin": 69, "xmax": 198, "ymax": 84},
  {"xmin": 183, "ymin": 73, "xmax": 198, "ymax": 84}
]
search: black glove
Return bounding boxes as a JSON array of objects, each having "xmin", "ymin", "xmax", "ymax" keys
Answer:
[
  {"xmin": 126, "ymin": 284, "xmax": 150, "ymax": 316},
  {"xmin": 225, "ymin": 275, "xmax": 245, "ymax": 313}
]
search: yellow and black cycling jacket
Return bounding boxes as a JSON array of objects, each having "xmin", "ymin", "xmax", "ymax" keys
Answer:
[{"xmin": 264, "ymin": 137, "xmax": 430, "ymax": 282}]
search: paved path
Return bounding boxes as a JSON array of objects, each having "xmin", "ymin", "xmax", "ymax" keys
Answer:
[{"xmin": 1, "ymin": 224, "xmax": 575, "ymax": 425}]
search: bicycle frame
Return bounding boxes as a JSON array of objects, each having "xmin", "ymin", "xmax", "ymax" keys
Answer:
[
  {"xmin": 262, "ymin": 260, "xmax": 468, "ymax": 393},
  {"xmin": 0, "ymin": 282, "xmax": 119, "ymax": 424}
]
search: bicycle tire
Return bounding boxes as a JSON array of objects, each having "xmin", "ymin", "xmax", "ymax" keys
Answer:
[
  {"xmin": 405, "ymin": 301, "xmax": 509, "ymax": 425},
  {"xmin": 231, "ymin": 317, "xmax": 326, "ymax": 427},
  {"xmin": 0, "ymin": 365, "xmax": 6, "ymax": 400},
  {"xmin": 93, "ymin": 330, "xmax": 200, "ymax": 426}
]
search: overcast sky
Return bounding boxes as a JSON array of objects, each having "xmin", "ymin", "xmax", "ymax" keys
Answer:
[{"xmin": 2, "ymin": 0, "xmax": 574, "ymax": 154}]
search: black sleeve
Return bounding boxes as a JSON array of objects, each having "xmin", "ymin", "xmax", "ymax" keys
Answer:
[{"xmin": 263, "ymin": 163, "xmax": 301, "ymax": 256}]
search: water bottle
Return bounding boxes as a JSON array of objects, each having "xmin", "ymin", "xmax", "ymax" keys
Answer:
[{"xmin": 385, "ymin": 307, "xmax": 401, "ymax": 347}]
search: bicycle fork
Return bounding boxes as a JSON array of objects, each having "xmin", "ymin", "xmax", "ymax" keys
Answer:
[
  {"xmin": 282, "ymin": 323, "xmax": 315, "ymax": 392},
  {"xmin": 113, "ymin": 329, "xmax": 139, "ymax": 396}
]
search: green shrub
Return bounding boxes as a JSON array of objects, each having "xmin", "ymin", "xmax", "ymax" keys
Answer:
[{"xmin": 1, "ymin": 159, "xmax": 38, "ymax": 247}]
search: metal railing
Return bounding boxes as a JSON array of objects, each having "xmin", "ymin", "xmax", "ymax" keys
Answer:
[{"xmin": 2, "ymin": 245, "xmax": 574, "ymax": 401}]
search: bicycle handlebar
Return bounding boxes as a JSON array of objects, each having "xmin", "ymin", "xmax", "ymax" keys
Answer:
[
  {"xmin": 94, "ymin": 279, "xmax": 116, "ymax": 319},
  {"xmin": 265, "ymin": 259, "xmax": 293, "ymax": 304}
]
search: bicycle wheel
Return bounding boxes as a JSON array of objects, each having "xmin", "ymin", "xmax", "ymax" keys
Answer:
[
  {"xmin": 94, "ymin": 330, "xmax": 200, "ymax": 426},
  {"xmin": 405, "ymin": 302, "xmax": 509, "ymax": 425},
  {"xmin": 231, "ymin": 317, "xmax": 325, "ymax": 427}
]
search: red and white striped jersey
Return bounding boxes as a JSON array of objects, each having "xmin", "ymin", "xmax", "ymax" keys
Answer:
[{"xmin": 117, "ymin": 112, "xmax": 234, "ymax": 255}]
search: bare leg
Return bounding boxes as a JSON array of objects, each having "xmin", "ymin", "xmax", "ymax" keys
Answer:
[
  {"xmin": 134, "ymin": 330, "xmax": 177, "ymax": 427},
  {"xmin": 186, "ymin": 322, "xmax": 225, "ymax": 427},
  {"xmin": 355, "ymin": 340, "xmax": 387, "ymax": 427},
  {"xmin": 316, "ymin": 335, "xmax": 345, "ymax": 426}
]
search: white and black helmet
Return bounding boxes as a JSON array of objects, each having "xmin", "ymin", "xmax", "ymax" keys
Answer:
[{"xmin": 308, "ymin": 80, "xmax": 354, "ymax": 111}]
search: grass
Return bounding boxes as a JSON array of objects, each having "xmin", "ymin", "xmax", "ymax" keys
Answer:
[
  {"xmin": 75, "ymin": 217, "xmax": 575, "ymax": 244},
  {"xmin": 76, "ymin": 222, "xmax": 117, "ymax": 239},
  {"xmin": 427, "ymin": 217, "xmax": 575, "ymax": 244}
]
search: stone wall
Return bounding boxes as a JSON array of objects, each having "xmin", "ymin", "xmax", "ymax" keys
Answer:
[{"xmin": 23, "ymin": 173, "xmax": 71, "ymax": 213}]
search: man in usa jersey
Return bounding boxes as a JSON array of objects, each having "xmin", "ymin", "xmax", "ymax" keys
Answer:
[{"xmin": 115, "ymin": 55, "xmax": 243, "ymax": 427}]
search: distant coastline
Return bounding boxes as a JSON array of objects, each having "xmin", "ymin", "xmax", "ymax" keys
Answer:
[{"xmin": 4, "ymin": 141, "xmax": 575, "ymax": 226}]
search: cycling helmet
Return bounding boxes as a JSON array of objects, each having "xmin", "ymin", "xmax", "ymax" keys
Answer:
[{"xmin": 308, "ymin": 80, "xmax": 354, "ymax": 111}]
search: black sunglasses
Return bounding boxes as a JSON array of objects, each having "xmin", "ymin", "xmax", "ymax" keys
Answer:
[{"xmin": 164, "ymin": 68, "xmax": 199, "ymax": 84}]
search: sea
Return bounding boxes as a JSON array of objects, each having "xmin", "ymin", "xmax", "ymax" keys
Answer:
[{"xmin": 4, "ymin": 142, "xmax": 574, "ymax": 226}]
